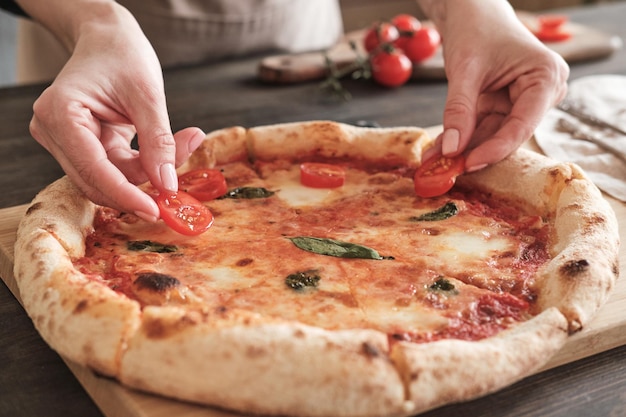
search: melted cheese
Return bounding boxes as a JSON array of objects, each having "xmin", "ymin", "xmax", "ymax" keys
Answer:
[{"xmin": 77, "ymin": 160, "xmax": 550, "ymax": 342}]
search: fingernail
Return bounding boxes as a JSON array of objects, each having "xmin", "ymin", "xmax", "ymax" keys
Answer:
[
  {"xmin": 441, "ymin": 129, "xmax": 460, "ymax": 155},
  {"xmin": 189, "ymin": 130, "xmax": 206, "ymax": 152},
  {"xmin": 160, "ymin": 163, "xmax": 178, "ymax": 192},
  {"xmin": 466, "ymin": 163, "xmax": 488, "ymax": 173},
  {"xmin": 135, "ymin": 210, "xmax": 158, "ymax": 223}
]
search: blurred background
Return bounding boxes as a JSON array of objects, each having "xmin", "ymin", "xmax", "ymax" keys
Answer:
[{"xmin": 0, "ymin": 0, "xmax": 619, "ymax": 87}]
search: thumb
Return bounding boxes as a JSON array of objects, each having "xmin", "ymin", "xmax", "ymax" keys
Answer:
[{"xmin": 439, "ymin": 77, "xmax": 480, "ymax": 158}]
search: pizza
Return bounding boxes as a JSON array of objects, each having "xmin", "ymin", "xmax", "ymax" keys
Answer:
[{"xmin": 14, "ymin": 121, "xmax": 620, "ymax": 417}]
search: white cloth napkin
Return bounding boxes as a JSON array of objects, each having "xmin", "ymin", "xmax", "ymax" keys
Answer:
[{"xmin": 535, "ymin": 74, "xmax": 626, "ymax": 202}]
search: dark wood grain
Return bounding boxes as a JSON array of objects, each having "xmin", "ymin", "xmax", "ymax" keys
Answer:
[{"xmin": 1, "ymin": 3, "xmax": 625, "ymax": 417}]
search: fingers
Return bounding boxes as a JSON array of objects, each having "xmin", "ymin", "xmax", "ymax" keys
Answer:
[
  {"xmin": 439, "ymin": 66, "xmax": 482, "ymax": 158},
  {"xmin": 465, "ymin": 70, "xmax": 567, "ymax": 169},
  {"xmin": 123, "ymin": 83, "xmax": 178, "ymax": 192},
  {"xmin": 172, "ymin": 127, "xmax": 207, "ymax": 166},
  {"xmin": 421, "ymin": 67, "xmax": 481, "ymax": 163},
  {"xmin": 30, "ymin": 114, "xmax": 160, "ymax": 220},
  {"xmin": 30, "ymin": 90, "xmax": 205, "ymax": 218}
]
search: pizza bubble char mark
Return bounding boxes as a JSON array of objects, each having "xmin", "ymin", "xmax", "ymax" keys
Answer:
[
  {"xmin": 288, "ymin": 236, "xmax": 394, "ymax": 260},
  {"xmin": 285, "ymin": 270, "xmax": 321, "ymax": 290},
  {"xmin": 409, "ymin": 201, "xmax": 459, "ymax": 222},
  {"xmin": 134, "ymin": 272, "xmax": 181, "ymax": 292}
]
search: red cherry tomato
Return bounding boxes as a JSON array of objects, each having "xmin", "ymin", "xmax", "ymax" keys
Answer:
[
  {"xmin": 156, "ymin": 190, "xmax": 214, "ymax": 236},
  {"xmin": 370, "ymin": 48, "xmax": 413, "ymax": 88},
  {"xmin": 178, "ymin": 169, "xmax": 228, "ymax": 201},
  {"xmin": 300, "ymin": 162, "xmax": 346, "ymax": 188},
  {"xmin": 364, "ymin": 22, "xmax": 400, "ymax": 52},
  {"xmin": 391, "ymin": 14, "xmax": 422, "ymax": 32},
  {"xmin": 403, "ymin": 27, "xmax": 441, "ymax": 63},
  {"xmin": 534, "ymin": 14, "xmax": 571, "ymax": 43},
  {"xmin": 537, "ymin": 14, "xmax": 568, "ymax": 30},
  {"xmin": 534, "ymin": 28, "xmax": 572, "ymax": 43},
  {"xmin": 414, "ymin": 154, "xmax": 465, "ymax": 198}
]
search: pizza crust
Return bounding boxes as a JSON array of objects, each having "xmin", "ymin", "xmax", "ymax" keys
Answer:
[
  {"xmin": 13, "ymin": 121, "xmax": 620, "ymax": 417},
  {"xmin": 14, "ymin": 179, "xmax": 141, "ymax": 376},
  {"xmin": 458, "ymin": 149, "xmax": 620, "ymax": 333},
  {"xmin": 248, "ymin": 120, "xmax": 429, "ymax": 167},
  {"xmin": 391, "ymin": 307, "xmax": 568, "ymax": 414},
  {"xmin": 120, "ymin": 307, "xmax": 409, "ymax": 417}
]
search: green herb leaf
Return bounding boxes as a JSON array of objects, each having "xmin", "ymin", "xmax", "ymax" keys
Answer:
[
  {"xmin": 219, "ymin": 187, "xmax": 275, "ymax": 199},
  {"xmin": 285, "ymin": 270, "xmax": 321, "ymax": 291},
  {"xmin": 428, "ymin": 277, "xmax": 458, "ymax": 294},
  {"xmin": 410, "ymin": 202, "xmax": 459, "ymax": 222},
  {"xmin": 288, "ymin": 236, "xmax": 393, "ymax": 260},
  {"xmin": 127, "ymin": 240, "xmax": 178, "ymax": 253}
]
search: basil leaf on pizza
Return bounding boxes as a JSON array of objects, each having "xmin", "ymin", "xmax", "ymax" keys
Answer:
[
  {"xmin": 126, "ymin": 240, "xmax": 178, "ymax": 253},
  {"xmin": 13, "ymin": 121, "xmax": 619, "ymax": 417},
  {"xmin": 288, "ymin": 236, "xmax": 392, "ymax": 260},
  {"xmin": 410, "ymin": 201, "xmax": 459, "ymax": 221},
  {"xmin": 220, "ymin": 186, "xmax": 275, "ymax": 199}
]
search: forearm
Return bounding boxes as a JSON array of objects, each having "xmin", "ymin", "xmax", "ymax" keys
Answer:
[
  {"xmin": 416, "ymin": 0, "xmax": 523, "ymax": 36},
  {"xmin": 14, "ymin": 0, "xmax": 135, "ymax": 52}
]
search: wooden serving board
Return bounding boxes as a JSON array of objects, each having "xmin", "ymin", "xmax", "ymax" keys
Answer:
[
  {"xmin": 258, "ymin": 12, "xmax": 623, "ymax": 84},
  {"xmin": 0, "ymin": 151, "xmax": 625, "ymax": 417}
]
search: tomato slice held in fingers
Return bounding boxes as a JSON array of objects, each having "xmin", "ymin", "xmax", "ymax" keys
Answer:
[
  {"xmin": 300, "ymin": 162, "xmax": 346, "ymax": 188},
  {"xmin": 178, "ymin": 169, "xmax": 228, "ymax": 201},
  {"xmin": 156, "ymin": 190, "xmax": 214, "ymax": 236},
  {"xmin": 414, "ymin": 154, "xmax": 465, "ymax": 198}
]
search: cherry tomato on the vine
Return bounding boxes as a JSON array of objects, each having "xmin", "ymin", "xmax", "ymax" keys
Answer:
[
  {"xmin": 370, "ymin": 48, "xmax": 413, "ymax": 88},
  {"xmin": 178, "ymin": 169, "xmax": 228, "ymax": 201},
  {"xmin": 403, "ymin": 27, "xmax": 441, "ymax": 63},
  {"xmin": 363, "ymin": 22, "xmax": 400, "ymax": 53},
  {"xmin": 413, "ymin": 154, "xmax": 465, "ymax": 198},
  {"xmin": 300, "ymin": 162, "xmax": 346, "ymax": 188},
  {"xmin": 156, "ymin": 190, "xmax": 214, "ymax": 236},
  {"xmin": 391, "ymin": 14, "xmax": 422, "ymax": 33}
]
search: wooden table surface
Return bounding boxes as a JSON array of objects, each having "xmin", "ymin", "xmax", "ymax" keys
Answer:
[{"xmin": 1, "ymin": 3, "xmax": 626, "ymax": 417}]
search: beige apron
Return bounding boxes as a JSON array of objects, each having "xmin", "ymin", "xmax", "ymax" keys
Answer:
[{"xmin": 17, "ymin": 0, "xmax": 343, "ymax": 84}]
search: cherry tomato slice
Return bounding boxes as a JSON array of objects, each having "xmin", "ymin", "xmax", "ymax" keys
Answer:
[
  {"xmin": 156, "ymin": 190, "xmax": 214, "ymax": 236},
  {"xmin": 178, "ymin": 169, "xmax": 228, "ymax": 201},
  {"xmin": 414, "ymin": 154, "xmax": 465, "ymax": 198},
  {"xmin": 300, "ymin": 163, "xmax": 346, "ymax": 188}
]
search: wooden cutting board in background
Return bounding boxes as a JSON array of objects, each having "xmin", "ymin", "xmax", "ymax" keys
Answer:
[
  {"xmin": 0, "ymin": 130, "xmax": 625, "ymax": 417},
  {"xmin": 258, "ymin": 11, "xmax": 623, "ymax": 84}
]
